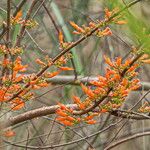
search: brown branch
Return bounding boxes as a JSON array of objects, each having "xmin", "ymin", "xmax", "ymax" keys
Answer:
[
  {"xmin": 0, "ymin": 0, "xmax": 11, "ymax": 85},
  {"xmin": 110, "ymin": 109, "xmax": 150, "ymax": 120},
  {"xmin": 5, "ymin": 104, "xmax": 78, "ymax": 127},
  {"xmin": 43, "ymin": 3, "xmax": 59, "ymax": 34},
  {"xmin": 104, "ymin": 131, "xmax": 150, "ymax": 150},
  {"xmin": 4, "ymin": 104, "xmax": 150, "ymax": 128}
]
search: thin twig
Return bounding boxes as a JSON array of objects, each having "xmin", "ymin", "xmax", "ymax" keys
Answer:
[
  {"xmin": 104, "ymin": 131, "xmax": 150, "ymax": 150},
  {"xmin": 3, "ymin": 121, "xmax": 120, "ymax": 149}
]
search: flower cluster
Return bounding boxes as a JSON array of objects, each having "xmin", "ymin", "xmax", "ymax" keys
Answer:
[
  {"xmin": 104, "ymin": 8, "xmax": 127, "ymax": 24},
  {"xmin": 69, "ymin": 8, "xmax": 127, "ymax": 38},
  {"xmin": 0, "ymin": 44, "xmax": 23, "ymax": 55},
  {"xmin": 70, "ymin": 21, "xmax": 112, "ymax": 37},
  {"xmin": 56, "ymin": 55, "xmax": 141, "ymax": 126},
  {"xmin": 10, "ymin": 10, "xmax": 38, "ymax": 28},
  {"xmin": 0, "ymin": 53, "xmax": 74, "ymax": 110}
]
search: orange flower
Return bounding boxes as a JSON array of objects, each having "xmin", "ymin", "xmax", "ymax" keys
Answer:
[
  {"xmin": 101, "ymin": 108, "xmax": 108, "ymax": 113},
  {"xmin": 56, "ymin": 109, "xmax": 68, "ymax": 117},
  {"xmin": 72, "ymin": 96, "xmax": 85, "ymax": 109},
  {"xmin": 72, "ymin": 31, "xmax": 81, "ymax": 34},
  {"xmin": 70, "ymin": 21, "xmax": 85, "ymax": 33},
  {"xmin": 81, "ymin": 83, "xmax": 95, "ymax": 98},
  {"xmin": 36, "ymin": 59, "xmax": 46, "ymax": 66},
  {"xmin": 130, "ymin": 85, "xmax": 140, "ymax": 90},
  {"xmin": 122, "ymin": 90, "xmax": 129, "ymax": 96},
  {"xmin": 2, "ymin": 58, "xmax": 10, "ymax": 66},
  {"xmin": 32, "ymin": 85, "xmax": 40, "ymax": 89},
  {"xmin": 14, "ymin": 10, "xmax": 22, "ymax": 21},
  {"xmin": 58, "ymin": 30, "xmax": 64, "ymax": 44},
  {"xmin": 3, "ymin": 130, "xmax": 16, "ymax": 137},
  {"xmin": 124, "ymin": 59, "xmax": 132, "ymax": 67},
  {"xmin": 105, "ymin": 8, "xmax": 112, "ymax": 19},
  {"xmin": 45, "ymin": 71, "xmax": 60, "ymax": 78},
  {"xmin": 73, "ymin": 96, "xmax": 81, "ymax": 104},
  {"xmin": 59, "ymin": 66, "xmax": 74, "ymax": 71},
  {"xmin": 77, "ymin": 118, "xmax": 81, "ymax": 122},
  {"xmin": 90, "ymin": 81, "xmax": 103, "ymax": 87},
  {"xmin": 94, "ymin": 87, "xmax": 106, "ymax": 94},
  {"xmin": 116, "ymin": 57, "xmax": 122, "ymax": 66},
  {"xmin": 11, "ymin": 99, "xmax": 25, "ymax": 110},
  {"xmin": 0, "ymin": 89, "xmax": 5, "ymax": 102},
  {"xmin": 60, "ymin": 120, "xmax": 73, "ymax": 126},
  {"xmin": 86, "ymin": 120, "xmax": 96, "ymax": 124},
  {"xmin": 89, "ymin": 22, "xmax": 96, "ymax": 28},
  {"xmin": 104, "ymin": 55, "xmax": 114, "ymax": 67},
  {"xmin": 121, "ymin": 78, "xmax": 128, "ymax": 87},
  {"xmin": 84, "ymin": 115, "xmax": 94, "ymax": 121},
  {"xmin": 140, "ymin": 54, "xmax": 149, "ymax": 60},
  {"xmin": 141, "ymin": 59, "xmax": 150, "ymax": 64},
  {"xmin": 115, "ymin": 20, "xmax": 127, "ymax": 25},
  {"xmin": 38, "ymin": 82, "xmax": 49, "ymax": 87},
  {"xmin": 127, "ymin": 64, "xmax": 138, "ymax": 73},
  {"xmin": 132, "ymin": 79, "xmax": 140, "ymax": 84},
  {"xmin": 102, "ymin": 27, "xmax": 112, "ymax": 36},
  {"xmin": 112, "ymin": 104, "xmax": 121, "ymax": 108},
  {"xmin": 58, "ymin": 102, "xmax": 67, "ymax": 110},
  {"xmin": 144, "ymin": 106, "xmax": 150, "ymax": 111},
  {"xmin": 66, "ymin": 116, "xmax": 76, "ymax": 122},
  {"xmin": 78, "ymin": 103, "xmax": 85, "ymax": 110},
  {"xmin": 30, "ymin": 80, "xmax": 37, "ymax": 85},
  {"xmin": 14, "ymin": 75, "xmax": 23, "ymax": 82},
  {"xmin": 56, "ymin": 117, "xmax": 66, "ymax": 122},
  {"xmin": 111, "ymin": 74, "xmax": 120, "ymax": 81},
  {"xmin": 13, "ymin": 62, "xmax": 28, "ymax": 72}
]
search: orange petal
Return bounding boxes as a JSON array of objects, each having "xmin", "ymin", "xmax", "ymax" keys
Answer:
[
  {"xmin": 81, "ymin": 83, "xmax": 95, "ymax": 98},
  {"xmin": 59, "ymin": 67, "xmax": 74, "ymax": 71},
  {"xmin": 58, "ymin": 102, "xmax": 67, "ymax": 110},
  {"xmin": 60, "ymin": 120, "xmax": 73, "ymax": 126},
  {"xmin": 3, "ymin": 130, "xmax": 16, "ymax": 137},
  {"xmin": 66, "ymin": 116, "xmax": 76, "ymax": 122},
  {"xmin": 101, "ymin": 109, "xmax": 108, "ymax": 113},
  {"xmin": 84, "ymin": 115, "xmax": 94, "ymax": 121},
  {"xmin": 86, "ymin": 120, "xmax": 96, "ymax": 124},
  {"xmin": 116, "ymin": 20, "xmax": 127, "ymax": 25},
  {"xmin": 104, "ymin": 55, "xmax": 114, "ymax": 67},
  {"xmin": 11, "ymin": 101, "xmax": 25, "ymax": 110},
  {"xmin": 14, "ymin": 10, "xmax": 22, "ymax": 20},
  {"xmin": 56, "ymin": 109, "xmax": 68, "ymax": 117},
  {"xmin": 72, "ymin": 96, "xmax": 81, "ymax": 104},
  {"xmin": 70, "ymin": 21, "xmax": 85, "ymax": 33},
  {"xmin": 36, "ymin": 59, "xmax": 46, "ymax": 66},
  {"xmin": 58, "ymin": 30, "xmax": 64, "ymax": 44},
  {"xmin": 45, "ymin": 71, "xmax": 60, "ymax": 78}
]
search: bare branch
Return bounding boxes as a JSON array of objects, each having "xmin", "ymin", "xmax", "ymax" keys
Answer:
[
  {"xmin": 4, "ymin": 104, "xmax": 150, "ymax": 128},
  {"xmin": 104, "ymin": 131, "xmax": 150, "ymax": 150}
]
